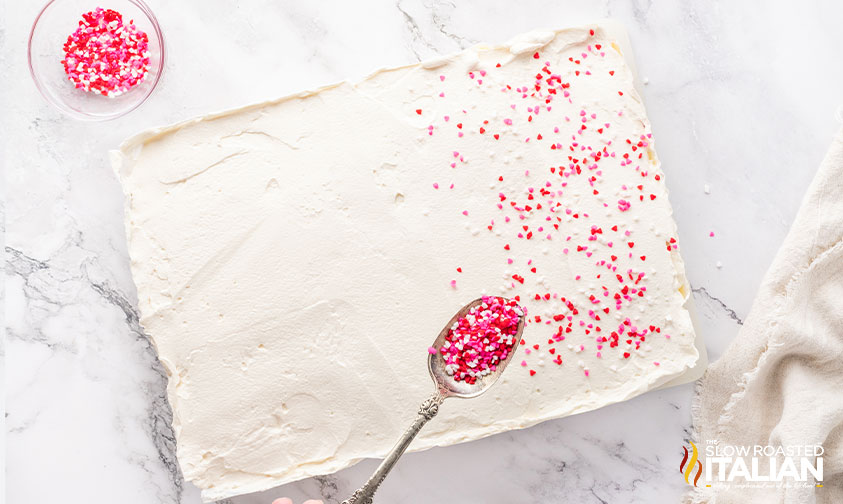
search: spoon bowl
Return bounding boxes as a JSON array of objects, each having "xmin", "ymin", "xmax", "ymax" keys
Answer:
[{"xmin": 428, "ymin": 296, "xmax": 526, "ymax": 398}]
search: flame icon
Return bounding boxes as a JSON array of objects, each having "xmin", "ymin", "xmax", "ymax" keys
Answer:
[{"xmin": 680, "ymin": 441, "xmax": 703, "ymax": 486}]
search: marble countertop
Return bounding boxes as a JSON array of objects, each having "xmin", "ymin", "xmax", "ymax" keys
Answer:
[{"xmin": 4, "ymin": 1, "xmax": 843, "ymax": 503}]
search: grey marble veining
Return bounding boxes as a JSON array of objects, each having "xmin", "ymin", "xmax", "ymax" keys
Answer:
[{"xmin": 4, "ymin": 1, "xmax": 843, "ymax": 503}]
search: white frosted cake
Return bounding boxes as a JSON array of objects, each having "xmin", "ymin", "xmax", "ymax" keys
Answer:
[{"xmin": 114, "ymin": 24, "xmax": 703, "ymax": 501}]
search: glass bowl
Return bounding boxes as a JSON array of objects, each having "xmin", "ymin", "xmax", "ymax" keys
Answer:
[{"xmin": 28, "ymin": 0, "xmax": 165, "ymax": 121}]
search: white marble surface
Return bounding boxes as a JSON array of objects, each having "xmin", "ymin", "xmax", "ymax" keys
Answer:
[{"xmin": 4, "ymin": 1, "xmax": 843, "ymax": 503}]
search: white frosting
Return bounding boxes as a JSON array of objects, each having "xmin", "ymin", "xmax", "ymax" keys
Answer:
[{"xmin": 114, "ymin": 25, "xmax": 700, "ymax": 502}]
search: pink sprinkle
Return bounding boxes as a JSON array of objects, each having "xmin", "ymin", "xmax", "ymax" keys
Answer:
[
  {"xmin": 433, "ymin": 183, "xmax": 439, "ymax": 189},
  {"xmin": 709, "ymin": 231, "xmax": 715, "ymax": 237},
  {"xmin": 450, "ymin": 279, "xmax": 457, "ymax": 288},
  {"xmin": 462, "ymin": 210, "xmax": 469, "ymax": 216},
  {"xmin": 428, "ymin": 346, "xmax": 438, "ymax": 354},
  {"xmin": 653, "ymin": 361, "xmax": 660, "ymax": 366},
  {"xmin": 504, "ymin": 118, "xmax": 513, "ymax": 126},
  {"xmin": 440, "ymin": 75, "xmax": 446, "ymax": 81},
  {"xmin": 618, "ymin": 199, "xmax": 631, "ymax": 212}
]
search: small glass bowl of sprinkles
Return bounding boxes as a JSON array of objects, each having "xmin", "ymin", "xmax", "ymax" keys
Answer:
[{"xmin": 28, "ymin": 0, "xmax": 164, "ymax": 121}]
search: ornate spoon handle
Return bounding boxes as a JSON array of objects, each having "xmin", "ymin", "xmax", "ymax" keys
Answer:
[{"xmin": 341, "ymin": 391, "xmax": 445, "ymax": 504}]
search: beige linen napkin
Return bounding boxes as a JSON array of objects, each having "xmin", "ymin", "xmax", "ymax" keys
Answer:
[{"xmin": 685, "ymin": 128, "xmax": 843, "ymax": 504}]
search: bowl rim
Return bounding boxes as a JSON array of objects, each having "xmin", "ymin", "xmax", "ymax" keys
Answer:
[{"xmin": 27, "ymin": 0, "xmax": 166, "ymax": 121}]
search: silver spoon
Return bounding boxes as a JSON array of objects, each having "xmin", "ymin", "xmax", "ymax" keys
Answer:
[{"xmin": 341, "ymin": 297, "xmax": 526, "ymax": 504}]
